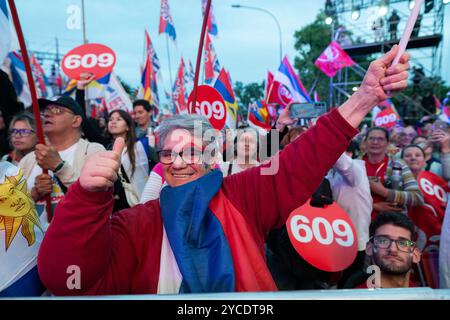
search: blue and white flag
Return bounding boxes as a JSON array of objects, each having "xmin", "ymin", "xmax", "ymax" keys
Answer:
[
  {"xmin": 274, "ymin": 56, "xmax": 312, "ymax": 104},
  {"xmin": 0, "ymin": 0, "xmax": 11, "ymax": 65},
  {"xmin": 8, "ymin": 52, "xmax": 32, "ymax": 106}
]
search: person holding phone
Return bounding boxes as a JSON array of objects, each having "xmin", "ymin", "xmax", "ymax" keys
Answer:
[
  {"xmin": 411, "ymin": 133, "xmax": 450, "ymax": 181},
  {"xmin": 362, "ymin": 127, "xmax": 423, "ymax": 220},
  {"xmin": 430, "ymin": 122, "xmax": 450, "ymax": 153}
]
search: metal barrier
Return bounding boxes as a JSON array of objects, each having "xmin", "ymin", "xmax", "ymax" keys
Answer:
[{"xmin": 8, "ymin": 288, "xmax": 450, "ymax": 300}]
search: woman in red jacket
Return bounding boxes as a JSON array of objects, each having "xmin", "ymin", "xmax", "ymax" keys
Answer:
[{"xmin": 38, "ymin": 46, "xmax": 410, "ymax": 295}]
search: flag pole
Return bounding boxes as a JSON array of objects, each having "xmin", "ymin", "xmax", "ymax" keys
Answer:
[
  {"xmin": 308, "ymin": 77, "xmax": 318, "ymax": 98},
  {"xmin": 81, "ymin": 0, "xmax": 90, "ymax": 117},
  {"xmin": 166, "ymin": 35, "xmax": 174, "ymax": 95},
  {"xmin": 265, "ymin": 74, "xmax": 276, "ymax": 105},
  {"xmin": 142, "ymin": 30, "xmax": 146, "ymax": 69},
  {"xmin": 192, "ymin": 0, "xmax": 212, "ymax": 111},
  {"xmin": 265, "ymin": 55, "xmax": 283, "ymax": 104},
  {"xmin": 7, "ymin": 0, "xmax": 54, "ymax": 222}
]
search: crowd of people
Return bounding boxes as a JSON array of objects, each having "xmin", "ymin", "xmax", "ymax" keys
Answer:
[{"xmin": 1, "ymin": 46, "xmax": 450, "ymax": 297}]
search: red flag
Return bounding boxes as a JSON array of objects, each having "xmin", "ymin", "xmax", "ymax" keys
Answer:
[
  {"xmin": 315, "ymin": 41, "xmax": 355, "ymax": 77},
  {"xmin": 173, "ymin": 58, "xmax": 187, "ymax": 114},
  {"xmin": 30, "ymin": 54, "xmax": 47, "ymax": 98},
  {"xmin": 266, "ymin": 79, "xmax": 292, "ymax": 108},
  {"xmin": 204, "ymin": 33, "xmax": 219, "ymax": 82}
]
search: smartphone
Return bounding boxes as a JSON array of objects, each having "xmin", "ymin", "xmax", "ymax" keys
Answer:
[
  {"xmin": 433, "ymin": 120, "xmax": 447, "ymax": 132},
  {"xmin": 290, "ymin": 102, "xmax": 327, "ymax": 119}
]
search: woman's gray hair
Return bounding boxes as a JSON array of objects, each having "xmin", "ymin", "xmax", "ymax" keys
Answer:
[{"xmin": 156, "ymin": 114, "xmax": 219, "ymax": 150}]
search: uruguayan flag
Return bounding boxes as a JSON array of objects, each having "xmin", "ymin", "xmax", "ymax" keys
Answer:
[{"xmin": 0, "ymin": 162, "xmax": 46, "ymax": 297}]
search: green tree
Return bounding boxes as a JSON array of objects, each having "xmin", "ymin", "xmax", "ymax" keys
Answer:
[
  {"xmin": 117, "ymin": 76, "xmax": 138, "ymax": 100},
  {"xmin": 234, "ymin": 81, "xmax": 265, "ymax": 118},
  {"xmin": 395, "ymin": 74, "xmax": 450, "ymax": 119}
]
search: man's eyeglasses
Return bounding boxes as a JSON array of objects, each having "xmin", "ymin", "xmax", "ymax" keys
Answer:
[
  {"xmin": 9, "ymin": 128, "xmax": 35, "ymax": 137},
  {"xmin": 400, "ymin": 133, "xmax": 417, "ymax": 138},
  {"xmin": 371, "ymin": 235, "xmax": 416, "ymax": 253},
  {"xmin": 367, "ymin": 136, "xmax": 387, "ymax": 143},
  {"xmin": 158, "ymin": 147, "xmax": 203, "ymax": 165},
  {"xmin": 42, "ymin": 105, "xmax": 74, "ymax": 116}
]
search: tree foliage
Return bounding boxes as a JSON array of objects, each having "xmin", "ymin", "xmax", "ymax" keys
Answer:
[{"xmin": 234, "ymin": 81, "xmax": 265, "ymax": 118}]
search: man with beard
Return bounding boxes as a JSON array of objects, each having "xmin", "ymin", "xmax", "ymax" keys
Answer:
[{"xmin": 356, "ymin": 212, "xmax": 421, "ymax": 288}]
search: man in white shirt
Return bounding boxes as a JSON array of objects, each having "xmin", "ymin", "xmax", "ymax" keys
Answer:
[
  {"xmin": 327, "ymin": 143, "xmax": 372, "ymax": 287},
  {"xmin": 19, "ymin": 96, "xmax": 104, "ymax": 228}
]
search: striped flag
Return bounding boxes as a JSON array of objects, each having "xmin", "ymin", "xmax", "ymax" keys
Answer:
[
  {"xmin": 30, "ymin": 54, "xmax": 49, "ymax": 98},
  {"xmin": 172, "ymin": 58, "xmax": 188, "ymax": 114},
  {"xmin": 138, "ymin": 47, "xmax": 159, "ymax": 108},
  {"xmin": 145, "ymin": 30, "xmax": 161, "ymax": 78},
  {"xmin": 204, "ymin": 33, "xmax": 220, "ymax": 83},
  {"xmin": 201, "ymin": 0, "xmax": 218, "ymax": 36},
  {"xmin": 434, "ymin": 95, "xmax": 443, "ymax": 115},
  {"xmin": 267, "ymin": 56, "xmax": 311, "ymax": 108},
  {"xmin": 159, "ymin": 0, "xmax": 176, "ymax": 43},
  {"xmin": 214, "ymin": 68, "xmax": 238, "ymax": 129},
  {"xmin": 0, "ymin": 0, "xmax": 11, "ymax": 65},
  {"xmin": 7, "ymin": 52, "xmax": 31, "ymax": 106},
  {"xmin": 247, "ymin": 100, "xmax": 272, "ymax": 134}
]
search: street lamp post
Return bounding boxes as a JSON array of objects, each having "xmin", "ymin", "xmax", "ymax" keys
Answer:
[
  {"xmin": 81, "ymin": 0, "xmax": 87, "ymax": 44},
  {"xmin": 231, "ymin": 4, "xmax": 283, "ymax": 62}
]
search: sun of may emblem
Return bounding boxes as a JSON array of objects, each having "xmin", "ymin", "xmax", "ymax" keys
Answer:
[{"xmin": 0, "ymin": 163, "xmax": 42, "ymax": 251}]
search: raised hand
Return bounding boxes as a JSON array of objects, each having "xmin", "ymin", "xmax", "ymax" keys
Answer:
[
  {"xmin": 338, "ymin": 45, "xmax": 410, "ymax": 129},
  {"xmin": 79, "ymin": 137, "xmax": 125, "ymax": 192},
  {"xmin": 276, "ymin": 103, "xmax": 298, "ymax": 131},
  {"xmin": 360, "ymin": 44, "xmax": 410, "ymax": 105},
  {"xmin": 431, "ymin": 129, "xmax": 450, "ymax": 153},
  {"xmin": 76, "ymin": 72, "xmax": 95, "ymax": 90}
]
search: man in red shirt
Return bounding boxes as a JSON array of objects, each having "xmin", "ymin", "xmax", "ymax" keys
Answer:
[
  {"xmin": 356, "ymin": 212, "xmax": 421, "ymax": 288},
  {"xmin": 38, "ymin": 46, "xmax": 411, "ymax": 295}
]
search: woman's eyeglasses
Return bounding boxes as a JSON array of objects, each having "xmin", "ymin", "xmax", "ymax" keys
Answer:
[
  {"xmin": 158, "ymin": 147, "xmax": 203, "ymax": 165},
  {"xmin": 9, "ymin": 128, "xmax": 35, "ymax": 137}
]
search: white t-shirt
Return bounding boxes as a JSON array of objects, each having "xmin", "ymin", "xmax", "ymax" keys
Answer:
[
  {"xmin": 327, "ymin": 153, "xmax": 373, "ymax": 251},
  {"xmin": 219, "ymin": 161, "xmax": 260, "ymax": 177},
  {"xmin": 26, "ymin": 142, "xmax": 79, "ymax": 230},
  {"xmin": 121, "ymin": 142, "xmax": 149, "ymax": 199}
]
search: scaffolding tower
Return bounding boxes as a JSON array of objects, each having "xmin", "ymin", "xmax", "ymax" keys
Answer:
[{"xmin": 326, "ymin": 0, "xmax": 445, "ymax": 121}]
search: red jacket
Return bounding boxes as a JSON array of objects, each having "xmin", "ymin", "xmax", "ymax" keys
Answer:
[{"xmin": 37, "ymin": 109, "xmax": 358, "ymax": 295}]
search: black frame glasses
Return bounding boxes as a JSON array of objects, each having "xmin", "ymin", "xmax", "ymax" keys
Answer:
[
  {"xmin": 158, "ymin": 147, "xmax": 203, "ymax": 165},
  {"xmin": 9, "ymin": 128, "xmax": 35, "ymax": 137},
  {"xmin": 370, "ymin": 235, "xmax": 416, "ymax": 253}
]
